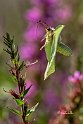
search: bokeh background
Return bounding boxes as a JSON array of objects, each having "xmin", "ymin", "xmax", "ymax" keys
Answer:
[{"xmin": 0, "ymin": 0, "xmax": 83, "ymax": 124}]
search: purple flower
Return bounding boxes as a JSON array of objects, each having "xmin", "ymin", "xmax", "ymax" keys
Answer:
[
  {"xmin": 23, "ymin": 25, "xmax": 44, "ymax": 42},
  {"xmin": 68, "ymin": 71, "xmax": 83, "ymax": 84},
  {"xmin": 30, "ymin": 0, "xmax": 59, "ymax": 6},
  {"xmin": 20, "ymin": 43, "xmax": 38, "ymax": 60},
  {"xmin": 56, "ymin": 6, "xmax": 72, "ymax": 22},
  {"xmin": 24, "ymin": 7, "xmax": 42, "ymax": 23},
  {"xmin": 43, "ymin": 89, "xmax": 60, "ymax": 109}
]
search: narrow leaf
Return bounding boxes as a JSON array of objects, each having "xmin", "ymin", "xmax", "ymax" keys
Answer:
[
  {"xmin": 8, "ymin": 107, "xmax": 21, "ymax": 116},
  {"xmin": 17, "ymin": 54, "xmax": 20, "ymax": 62},
  {"xmin": 14, "ymin": 48, "xmax": 18, "ymax": 57},
  {"xmin": 3, "ymin": 33, "xmax": 13, "ymax": 44},
  {"xmin": 15, "ymin": 99, "xmax": 24, "ymax": 106},
  {"xmin": 26, "ymin": 103, "xmax": 39, "ymax": 117},
  {"xmin": 18, "ymin": 61, "xmax": 24, "ymax": 71},
  {"xmin": 3, "ymin": 49, "xmax": 11, "ymax": 54},
  {"xmin": 21, "ymin": 85, "xmax": 32, "ymax": 98},
  {"xmin": 4, "ymin": 41, "xmax": 11, "ymax": 48},
  {"xmin": 6, "ymin": 33, "xmax": 13, "ymax": 44}
]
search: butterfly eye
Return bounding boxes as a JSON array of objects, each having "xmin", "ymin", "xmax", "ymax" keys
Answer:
[{"xmin": 47, "ymin": 27, "xmax": 51, "ymax": 31}]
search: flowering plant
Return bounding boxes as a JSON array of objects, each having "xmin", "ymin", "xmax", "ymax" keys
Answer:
[
  {"xmin": 3, "ymin": 33, "xmax": 39, "ymax": 124},
  {"xmin": 49, "ymin": 71, "xmax": 83, "ymax": 124}
]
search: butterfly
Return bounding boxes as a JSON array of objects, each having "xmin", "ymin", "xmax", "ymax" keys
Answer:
[{"xmin": 39, "ymin": 22, "xmax": 72, "ymax": 80}]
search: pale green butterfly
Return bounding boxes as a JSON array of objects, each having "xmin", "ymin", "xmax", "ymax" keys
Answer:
[{"xmin": 38, "ymin": 21, "xmax": 72, "ymax": 80}]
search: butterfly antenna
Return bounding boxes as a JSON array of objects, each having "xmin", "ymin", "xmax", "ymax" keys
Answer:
[
  {"xmin": 37, "ymin": 20, "xmax": 50, "ymax": 42},
  {"xmin": 37, "ymin": 20, "xmax": 49, "ymax": 29},
  {"xmin": 35, "ymin": 21, "xmax": 40, "ymax": 40}
]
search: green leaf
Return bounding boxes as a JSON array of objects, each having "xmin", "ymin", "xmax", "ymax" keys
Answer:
[
  {"xmin": 3, "ymin": 33, "xmax": 15, "ymax": 60},
  {"xmin": 44, "ymin": 25, "xmax": 64, "ymax": 80},
  {"xmin": 57, "ymin": 41, "xmax": 72, "ymax": 56},
  {"xmin": 18, "ymin": 61, "xmax": 24, "ymax": 71},
  {"xmin": 4, "ymin": 41, "xmax": 12, "ymax": 48},
  {"xmin": 15, "ymin": 99, "xmax": 24, "ymax": 106},
  {"xmin": 3, "ymin": 33, "xmax": 13, "ymax": 46},
  {"xmin": 3, "ymin": 49, "xmax": 11, "ymax": 55},
  {"xmin": 6, "ymin": 33, "xmax": 13, "ymax": 44},
  {"xmin": 6, "ymin": 33, "xmax": 11, "ymax": 41},
  {"xmin": 14, "ymin": 47, "xmax": 18, "ymax": 58},
  {"xmin": 79, "ymin": 107, "xmax": 83, "ymax": 114},
  {"xmin": 26, "ymin": 103, "xmax": 39, "ymax": 117},
  {"xmin": 21, "ymin": 85, "xmax": 32, "ymax": 98},
  {"xmin": 17, "ymin": 54, "xmax": 20, "ymax": 62},
  {"xmin": 7, "ymin": 107, "xmax": 21, "ymax": 116}
]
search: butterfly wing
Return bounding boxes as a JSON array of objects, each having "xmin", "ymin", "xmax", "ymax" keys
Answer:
[
  {"xmin": 45, "ymin": 30, "xmax": 53, "ymax": 61},
  {"xmin": 44, "ymin": 25, "xmax": 65, "ymax": 80},
  {"xmin": 57, "ymin": 41, "xmax": 72, "ymax": 56}
]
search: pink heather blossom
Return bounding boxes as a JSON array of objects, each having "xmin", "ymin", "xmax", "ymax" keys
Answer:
[
  {"xmin": 56, "ymin": 6, "xmax": 72, "ymax": 22},
  {"xmin": 43, "ymin": 89, "xmax": 60, "ymax": 109},
  {"xmin": 24, "ymin": 7, "xmax": 42, "ymax": 23},
  {"xmin": 23, "ymin": 25, "xmax": 44, "ymax": 42},
  {"xmin": 57, "ymin": 106, "xmax": 67, "ymax": 115},
  {"xmin": 68, "ymin": 71, "xmax": 83, "ymax": 84},
  {"xmin": 30, "ymin": 0, "xmax": 59, "ymax": 7},
  {"xmin": 20, "ymin": 43, "xmax": 38, "ymax": 60}
]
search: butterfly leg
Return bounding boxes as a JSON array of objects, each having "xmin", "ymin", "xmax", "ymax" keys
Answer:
[
  {"xmin": 40, "ymin": 40, "xmax": 49, "ymax": 50},
  {"xmin": 40, "ymin": 43, "xmax": 46, "ymax": 50}
]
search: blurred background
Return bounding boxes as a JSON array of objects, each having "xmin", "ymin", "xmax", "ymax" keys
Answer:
[{"xmin": 0, "ymin": 0, "xmax": 83, "ymax": 124}]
